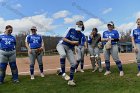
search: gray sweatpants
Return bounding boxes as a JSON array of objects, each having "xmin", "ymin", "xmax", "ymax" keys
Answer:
[
  {"xmin": 103, "ymin": 44, "xmax": 120, "ymax": 61},
  {"xmin": 103, "ymin": 44, "xmax": 123, "ymax": 71},
  {"xmin": 0, "ymin": 50, "xmax": 16, "ymax": 62},
  {"xmin": 28, "ymin": 49, "xmax": 43, "ymax": 66},
  {"xmin": 56, "ymin": 43, "xmax": 76, "ymax": 67},
  {"xmin": 88, "ymin": 45, "xmax": 102, "ymax": 69},
  {"xmin": 0, "ymin": 50, "xmax": 18, "ymax": 82},
  {"xmin": 135, "ymin": 44, "xmax": 140, "ymax": 63},
  {"xmin": 135, "ymin": 44, "xmax": 140, "ymax": 71},
  {"xmin": 28, "ymin": 49, "xmax": 43, "ymax": 75},
  {"xmin": 75, "ymin": 46, "xmax": 85, "ymax": 61}
]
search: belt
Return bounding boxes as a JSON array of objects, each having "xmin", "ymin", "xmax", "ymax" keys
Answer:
[{"xmin": 1, "ymin": 49, "xmax": 15, "ymax": 51}]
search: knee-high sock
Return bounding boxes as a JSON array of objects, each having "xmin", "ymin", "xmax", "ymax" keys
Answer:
[
  {"xmin": 70, "ymin": 66, "xmax": 75, "ymax": 80},
  {"xmin": 75, "ymin": 60, "xmax": 80, "ymax": 69},
  {"xmin": 0, "ymin": 63, "xmax": 7, "ymax": 82},
  {"xmin": 105, "ymin": 60, "xmax": 110, "ymax": 71},
  {"xmin": 30, "ymin": 65, "xmax": 34, "ymax": 75},
  {"xmin": 115, "ymin": 61, "xmax": 123, "ymax": 71},
  {"xmin": 60, "ymin": 58, "xmax": 66, "ymax": 74},
  {"xmin": 81, "ymin": 60, "xmax": 84, "ymax": 69},
  {"xmin": 39, "ymin": 64, "xmax": 43, "ymax": 73},
  {"xmin": 9, "ymin": 62, "xmax": 18, "ymax": 80}
]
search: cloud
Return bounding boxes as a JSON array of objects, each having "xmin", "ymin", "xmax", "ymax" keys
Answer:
[
  {"xmin": 117, "ymin": 22, "xmax": 136, "ymax": 32},
  {"xmin": 84, "ymin": 18, "xmax": 103, "ymax": 30},
  {"xmin": 102, "ymin": 8, "xmax": 112, "ymax": 14},
  {"xmin": 11, "ymin": 3, "xmax": 22, "ymax": 10},
  {"xmin": 53, "ymin": 10, "xmax": 70, "ymax": 19},
  {"xmin": 135, "ymin": 11, "xmax": 140, "ymax": 19},
  {"xmin": 0, "ymin": 14, "xmax": 57, "ymax": 35},
  {"xmin": 64, "ymin": 15, "xmax": 84, "ymax": 24}
]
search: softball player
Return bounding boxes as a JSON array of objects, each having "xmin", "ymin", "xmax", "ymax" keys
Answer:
[
  {"xmin": 102, "ymin": 21, "xmax": 124, "ymax": 76},
  {"xmin": 131, "ymin": 18, "xmax": 140, "ymax": 76},
  {"xmin": 88, "ymin": 28, "xmax": 103, "ymax": 72},
  {"xmin": 75, "ymin": 33, "xmax": 86, "ymax": 73},
  {"xmin": 56, "ymin": 21, "xmax": 85, "ymax": 86},
  {"xmin": 25, "ymin": 26, "xmax": 45, "ymax": 80},
  {"xmin": 0, "ymin": 25, "xmax": 19, "ymax": 84}
]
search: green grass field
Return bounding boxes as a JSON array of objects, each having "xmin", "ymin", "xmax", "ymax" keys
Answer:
[{"xmin": 0, "ymin": 63, "xmax": 140, "ymax": 93}]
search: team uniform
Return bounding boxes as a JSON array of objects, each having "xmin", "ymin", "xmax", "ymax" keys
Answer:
[
  {"xmin": 75, "ymin": 33, "xmax": 86, "ymax": 72},
  {"xmin": 131, "ymin": 28, "xmax": 140, "ymax": 74},
  {"xmin": 88, "ymin": 33, "xmax": 103, "ymax": 72},
  {"xmin": 56, "ymin": 27, "xmax": 84, "ymax": 85},
  {"xmin": 0, "ymin": 34, "xmax": 18, "ymax": 83},
  {"xmin": 103, "ymin": 30, "xmax": 124, "ymax": 75},
  {"xmin": 25, "ymin": 34, "xmax": 44, "ymax": 78}
]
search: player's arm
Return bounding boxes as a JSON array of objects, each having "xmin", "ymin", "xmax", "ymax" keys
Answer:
[
  {"xmin": 63, "ymin": 28, "xmax": 78, "ymax": 45},
  {"xmin": 63, "ymin": 38, "xmax": 78, "ymax": 45},
  {"xmin": 25, "ymin": 36, "xmax": 32, "ymax": 53}
]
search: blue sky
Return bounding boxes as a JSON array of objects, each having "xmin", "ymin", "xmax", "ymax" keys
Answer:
[{"xmin": 0, "ymin": 0, "xmax": 140, "ymax": 36}]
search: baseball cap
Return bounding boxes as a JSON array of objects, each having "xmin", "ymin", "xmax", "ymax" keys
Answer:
[
  {"xmin": 107, "ymin": 21, "xmax": 114, "ymax": 26},
  {"xmin": 31, "ymin": 26, "xmax": 37, "ymax": 30}
]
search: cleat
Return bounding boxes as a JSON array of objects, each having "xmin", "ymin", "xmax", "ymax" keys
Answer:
[
  {"xmin": 92, "ymin": 67, "xmax": 98, "ymax": 72},
  {"xmin": 62, "ymin": 73, "xmax": 70, "ymax": 81},
  {"xmin": 104, "ymin": 71, "xmax": 111, "ymax": 75},
  {"xmin": 137, "ymin": 72, "xmax": 140, "ymax": 76},
  {"xmin": 99, "ymin": 68, "xmax": 103, "ymax": 72},
  {"xmin": 68, "ymin": 80, "xmax": 76, "ymax": 86},
  {"xmin": 80, "ymin": 69, "xmax": 84, "ymax": 73},
  {"xmin": 31, "ymin": 75, "xmax": 35, "ymax": 80},
  {"xmin": 120, "ymin": 71, "xmax": 124, "ymax": 76},
  {"xmin": 13, "ymin": 80, "xmax": 19, "ymax": 83},
  {"xmin": 41, "ymin": 73, "xmax": 45, "ymax": 77}
]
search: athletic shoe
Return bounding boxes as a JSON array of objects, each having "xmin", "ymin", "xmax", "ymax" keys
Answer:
[
  {"xmin": 68, "ymin": 80, "xmax": 76, "ymax": 86},
  {"xmin": 56, "ymin": 68, "xmax": 62, "ymax": 75},
  {"xmin": 104, "ymin": 71, "xmax": 111, "ymax": 75},
  {"xmin": 62, "ymin": 73, "xmax": 70, "ymax": 81},
  {"xmin": 120, "ymin": 71, "xmax": 124, "ymax": 76},
  {"xmin": 80, "ymin": 69, "xmax": 84, "ymax": 73},
  {"xmin": 13, "ymin": 80, "xmax": 19, "ymax": 83},
  {"xmin": 137, "ymin": 72, "xmax": 140, "ymax": 76},
  {"xmin": 31, "ymin": 75, "xmax": 35, "ymax": 80},
  {"xmin": 0, "ymin": 82, "xmax": 3, "ymax": 84},
  {"xmin": 92, "ymin": 67, "xmax": 98, "ymax": 72},
  {"xmin": 75, "ymin": 69, "xmax": 77, "ymax": 73},
  {"xmin": 41, "ymin": 73, "xmax": 45, "ymax": 77},
  {"xmin": 99, "ymin": 68, "xmax": 103, "ymax": 72}
]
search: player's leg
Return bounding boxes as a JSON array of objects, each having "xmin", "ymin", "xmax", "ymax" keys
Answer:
[
  {"xmin": 0, "ymin": 50, "xmax": 8, "ymax": 84},
  {"xmin": 9, "ymin": 50, "xmax": 19, "ymax": 82},
  {"xmin": 103, "ymin": 48, "xmax": 111, "ymax": 75},
  {"xmin": 75, "ymin": 46, "xmax": 81, "ymax": 72},
  {"xmin": 56, "ymin": 43, "xmax": 67, "ymax": 75},
  {"xmin": 94, "ymin": 47, "xmax": 103, "ymax": 72},
  {"xmin": 135, "ymin": 44, "xmax": 140, "ymax": 76},
  {"xmin": 80, "ymin": 46, "xmax": 85, "ymax": 72},
  {"xmin": 111, "ymin": 45, "xmax": 124, "ymax": 76},
  {"xmin": 67, "ymin": 48, "xmax": 76, "ymax": 86},
  {"xmin": 28, "ymin": 50, "xmax": 36, "ymax": 79},
  {"xmin": 36, "ymin": 51, "xmax": 44, "ymax": 77},
  {"xmin": 88, "ymin": 45, "xmax": 96, "ymax": 72}
]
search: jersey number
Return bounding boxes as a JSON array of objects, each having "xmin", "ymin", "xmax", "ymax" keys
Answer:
[{"xmin": 5, "ymin": 41, "xmax": 11, "ymax": 45}]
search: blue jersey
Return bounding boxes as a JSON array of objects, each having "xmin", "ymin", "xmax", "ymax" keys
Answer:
[
  {"xmin": 131, "ymin": 28, "xmax": 140, "ymax": 44},
  {"xmin": 26, "ymin": 34, "xmax": 43, "ymax": 49},
  {"xmin": 80, "ymin": 34, "xmax": 86, "ymax": 46},
  {"xmin": 103, "ymin": 30, "xmax": 119, "ymax": 45},
  {"xmin": 0, "ymin": 34, "xmax": 16, "ymax": 50},
  {"xmin": 61, "ymin": 28, "xmax": 85, "ymax": 49}
]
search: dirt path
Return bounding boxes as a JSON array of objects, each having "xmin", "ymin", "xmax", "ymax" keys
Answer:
[{"xmin": 6, "ymin": 53, "xmax": 136, "ymax": 75}]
